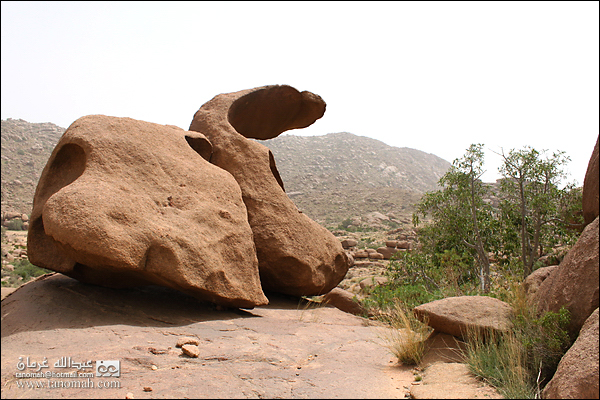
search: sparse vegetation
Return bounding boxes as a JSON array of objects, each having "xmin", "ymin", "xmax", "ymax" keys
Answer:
[{"xmin": 376, "ymin": 300, "xmax": 432, "ymax": 365}]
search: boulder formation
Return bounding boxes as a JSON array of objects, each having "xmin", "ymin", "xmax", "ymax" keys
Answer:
[
  {"xmin": 189, "ymin": 85, "xmax": 350, "ymax": 296},
  {"xmin": 27, "ymin": 115, "xmax": 267, "ymax": 308},
  {"xmin": 542, "ymin": 308, "xmax": 599, "ymax": 399},
  {"xmin": 413, "ymin": 296, "xmax": 514, "ymax": 340},
  {"xmin": 582, "ymin": 135, "xmax": 599, "ymax": 226},
  {"xmin": 532, "ymin": 216, "xmax": 599, "ymax": 337}
]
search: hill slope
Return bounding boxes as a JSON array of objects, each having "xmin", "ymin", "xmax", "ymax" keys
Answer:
[
  {"xmin": 261, "ymin": 132, "xmax": 451, "ymax": 225},
  {"xmin": 1, "ymin": 120, "xmax": 451, "ymax": 226},
  {"xmin": 1, "ymin": 119, "xmax": 65, "ymax": 214}
]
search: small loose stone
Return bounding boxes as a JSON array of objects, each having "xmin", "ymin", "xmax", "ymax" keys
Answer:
[
  {"xmin": 181, "ymin": 344, "xmax": 200, "ymax": 358},
  {"xmin": 176, "ymin": 337, "xmax": 200, "ymax": 347}
]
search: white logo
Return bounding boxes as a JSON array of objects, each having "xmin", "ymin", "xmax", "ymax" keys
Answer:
[{"xmin": 96, "ymin": 360, "xmax": 120, "ymax": 377}]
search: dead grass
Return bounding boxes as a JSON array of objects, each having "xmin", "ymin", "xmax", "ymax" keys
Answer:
[{"xmin": 376, "ymin": 300, "xmax": 432, "ymax": 365}]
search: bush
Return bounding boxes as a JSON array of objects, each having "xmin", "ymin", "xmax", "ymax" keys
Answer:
[
  {"xmin": 12, "ymin": 259, "xmax": 52, "ymax": 282},
  {"xmin": 5, "ymin": 218, "xmax": 24, "ymax": 231},
  {"xmin": 377, "ymin": 300, "xmax": 432, "ymax": 365},
  {"xmin": 465, "ymin": 299, "xmax": 572, "ymax": 398}
]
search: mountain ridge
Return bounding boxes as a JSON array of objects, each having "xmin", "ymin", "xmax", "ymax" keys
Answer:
[{"xmin": 1, "ymin": 119, "xmax": 451, "ymax": 226}]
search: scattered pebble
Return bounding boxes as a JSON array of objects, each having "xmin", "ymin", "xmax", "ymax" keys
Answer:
[
  {"xmin": 143, "ymin": 386, "xmax": 152, "ymax": 392},
  {"xmin": 125, "ymin": 392, "xmax": 134, "ymax": 399},
  {"xmin": 176, "ymin": 337, "xmax": 200, "ymax": 347},
  {"xmin": 181, "ymin": 344, "xmax": 200, "ymax": 358},
  {"xmin": 151, "ymin": 365, "xmax": 158, "ymax": 370}
]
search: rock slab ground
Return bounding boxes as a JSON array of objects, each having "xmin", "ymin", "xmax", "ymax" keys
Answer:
[
  {"xmin": 1, "ymin": 274, "xmax": 412, "ymax": 399},
  {"xmin": 1, "ymin": 273, "xmax": 501, "ymax": 399}
]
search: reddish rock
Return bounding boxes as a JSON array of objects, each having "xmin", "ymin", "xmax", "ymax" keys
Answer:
[
  {"xmin": 376, "ymin": 246, "xmax": 398, "ymax": 259},
  {"xmin": 533, "ymin": 216, "xmax": 599, "ymax": 337},
  {"xmin": 369, "ymin": 252, "xmax": 384, "ymax": 260},
  {"xmin": 181, "ymin": 344, "xmax": 200, "ymax": 358},
  {"xmin": 354, "ymin": 250, "xmax": 369, "ymax": 259},
  {"xmin": 582, "ymin": 135, "xmax": 599, "ymax": 226},
  {"xmin": 341, "ymin": 239, "xmax": 358, "ymax": 248},
  {"xmin": 413, "ymin": 296, "xmax": 514, "ymax": 340},
  {"xmin": 542, "ymin": 308, "xmax": 599, "ymax": 399},
  {"xmin": 322, "ymin": 287, "xmax": 366, "ymax": 316},
  {"xmin": 385, "ymin": 240, "xmax": 398, "ymax": 248},
  {"xmin": 176, "ymin": 337, "xmax": 200, "ymax": 348},
  {"xmin": 396, "ymin": 240, "xmax": 411, "ymax": 250},
  {"xmin": 189, "ymin": 85, "xmax": 350, "ymax": 297},
  {"xmin": 523, "ymin": 265, "xmax": 558, "ymax": 306},
  {"xmin": 27, "ymin": 115, "xmax": 267, "ymax": 308}
]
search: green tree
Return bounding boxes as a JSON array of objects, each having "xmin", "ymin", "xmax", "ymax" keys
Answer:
[
  {"xmin": 498, "ymin": 147, "xmax": 572, "ymax": 277},
  {"xmin": 415, "ymin": 144, "xmax": 495, "ymax": 292}
]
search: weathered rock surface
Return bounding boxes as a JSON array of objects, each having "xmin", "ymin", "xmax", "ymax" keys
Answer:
[
  {"xmin": 413, "ymin": 296, "xmax": 514, "ymax": 340},
  {"xmin": 523, "ymin": 265, "xmax": 558, "ymax": 306},
  {"xmin": 322, "ymin": 287, "xmax": 366, "ymax": 316},
  {"xmin": 542, "ymin": 308, "xmax": 599, "ymax": 399},
  {"xmin": 189, "ymin": 85, "xmax": 350, "ymax": 296},
  {"xmin": 27, "ymin": 115, "xmax": 267, "ymax": 308},
  {"xmin": 1, "ymin": 273, "xmax": 413, "ymax": 399},
  {"xmin": 533, "ymin": 216, "xmax": 599, "ymax": 337},
  {"xmin": 582, "ymin": 135, "xmax": 599, "ymax": 226}
]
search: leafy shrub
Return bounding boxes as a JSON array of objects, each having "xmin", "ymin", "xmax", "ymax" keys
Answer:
[
  {"xmin": 5, "ymin": 218, "xmax": 24, "ymax": 231},
  {"xmin": 12, "ymin": 259, "xmax": 52, "ymax": 282}
]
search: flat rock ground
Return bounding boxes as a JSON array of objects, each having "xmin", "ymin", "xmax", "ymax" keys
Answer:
[{"xmin": 1, "ymin": 274, "xmax": 501, "ymax": 399}]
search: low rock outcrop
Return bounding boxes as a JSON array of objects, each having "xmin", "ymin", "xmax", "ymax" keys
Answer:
[
  {"xmin": 532, "ymin": 216, "xmax": 599, "ymax": 337},
  {"xmin": 413, "ymin": 296, "xmax": 514, "ymax": 340},
  {"xmin": 189, "ymin": 85, "xmax": 350, "ymax": 296},
  {"xmin": 322, "ymin": 287, "xmax": 366, "ymax": 316},
  {"xmin": 523, "ymin": 265, "xmax": 558, "ymax": 306},
  {"xmin": 27, "ymin": 115, "xmax": 267, "ymax": 308},
  {"xmin": 542, "ymin": 308, "xmax": 599, "ymax": 399}
]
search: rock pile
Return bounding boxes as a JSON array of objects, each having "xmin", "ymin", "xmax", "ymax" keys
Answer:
[{"xmin": 26, "ymin": 85, "xmax": 351, "ymax": 308}]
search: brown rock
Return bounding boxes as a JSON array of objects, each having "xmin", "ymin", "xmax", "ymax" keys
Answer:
[
  {"xmin": 542, "ymin": 308, "xmax": 599, "ymax": 399},
  {"xmin": 396, "ymin": 240, "xmax": 411, "ymax": 250},
  {"xmin": 359, "ymin": 276, "xmax": 388, "ymax": 291},
  {"xmin": 354, "ymin": 251, "xmax": 369, "ymax": 259},
  {"xmin": 376, "ymin": 246, "xmax": 398, "ymax": 259},
  {"xmin": 322, "ymin": 287, "xmax": 366, "ymax": 316},
  {"xmin": 27, "ymin": 115, "xmax": 267, "ymax": 308},
  {"xmin": 582, "ymin": 135, "xmax": 599, "ymax": 226},
  {"xmin": 533, "ymin": 216, "xmax": 599, "ymax": 337},
  {"xmin": 368, "ymin": 252, "xmax": 384, "ymax": 260},
  {"xmin": 385, "ymin": 240, "xmax": 398, "ymax": 248},
  {"xmin": 341, "ymin": 239, "xmax": 358, "ymax": 248},
  {"xmin": 181, "ymin": 344, "xmax": 200, "ymax": 358},
  {"xmin": 189, "ymin": 85, "xmax": 350, "ymax": 296},
  {"xmin": 523, "ymin": 265, "xmax": 558, "ymax": 305},
  {"xmin": 176, "ymin": 337, "xmax": 200, "ymax": 348},
  {"xmin": 413, "ymin": 296, "xmax": 514, "ymax": 340}
]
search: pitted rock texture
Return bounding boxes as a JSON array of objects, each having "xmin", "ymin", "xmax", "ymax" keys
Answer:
[
  {"xmin": 189, "ymin": 85, "xmax": 350, "ymax": 296},
  {"xmin": 27, "ymin": 115, "xmax": 267, "ymax": 308},
  {"xmin": 533, "ymin": 216, "xmax": 599, "ymax": 337}
]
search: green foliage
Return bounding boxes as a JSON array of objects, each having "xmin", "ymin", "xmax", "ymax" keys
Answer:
[
  {"xmin": 5, "ymin": 218, "xmax": 24, "ymax": 231},
  {"xmin": 362, "ymin": 283, "xmax": 441, "ymax": 312},
  {"xmin": 513, "ymin": 307, "xmax": 572, "ymax": 386},
  {"xmin": 465, "ymin": 297, "xmax": 572, "ymax": 398},
  {"xmin": 12, "ymin": 259, "xmax": 51, "ymax": 282}
]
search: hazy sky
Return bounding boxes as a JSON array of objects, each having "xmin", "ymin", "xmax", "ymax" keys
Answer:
[{"xmin": 2, "ymin": 1, "xmax": 598, "ymax": 184}]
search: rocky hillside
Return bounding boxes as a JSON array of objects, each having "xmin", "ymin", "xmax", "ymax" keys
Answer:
[
  {"xmin": 1, "ymin": 119, "xmax": 65, "ymax": 215},
  {"xmin": 261, "ymin": 132, "xmax": 451, "ymax": 226},
  {"xmin": 1, "ymin": 120, "xmax": 451, "ymax": 227}
]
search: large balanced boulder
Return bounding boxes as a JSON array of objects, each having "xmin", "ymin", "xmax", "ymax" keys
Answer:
[
  {"xmin": 413, "ymin": 296, "xmax": 514, "ymax": 340},
  {"xmin": 542, "ymin": 308, "xmax": 599, "ymax": 399},
  {"xmin": 532, "ymin": 216, "xmax": 599, "ymax": 337},
  {"xmin": 189, "ymin": 85, "xmax": 350, "ymax": 296},
  {"xmin": 582, "ymin": 135, "xmax": 599, "ymax": 226},
  {"xmin": 27, "ymin": 115, "xmax": 267, "ymax": 308}
]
